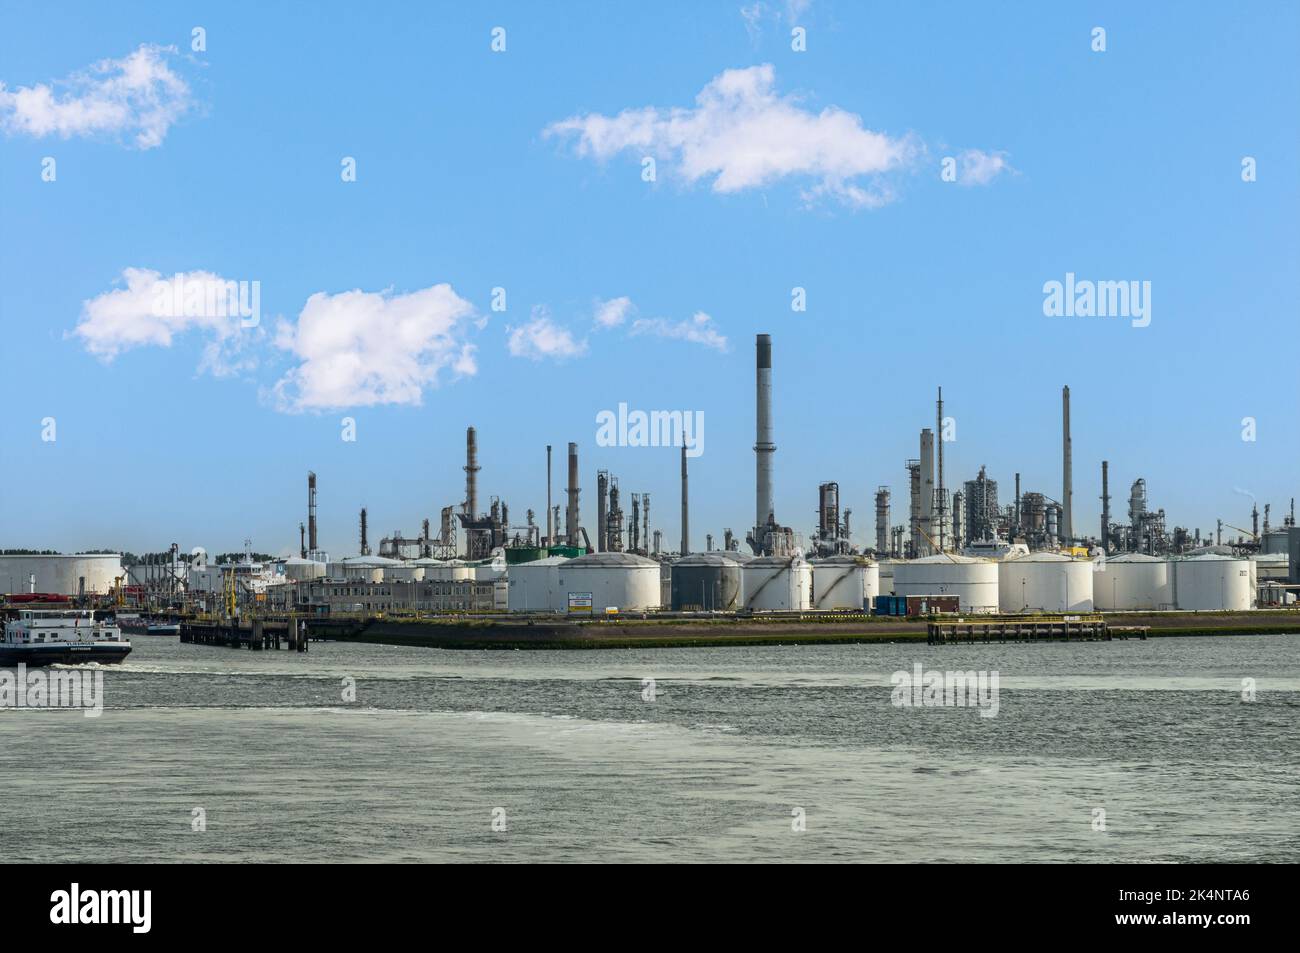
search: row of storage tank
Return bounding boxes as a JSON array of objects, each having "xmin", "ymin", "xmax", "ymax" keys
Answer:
[{"xmin": 282, "ymin": 550, "xmax": 1260, "ymax": 614}]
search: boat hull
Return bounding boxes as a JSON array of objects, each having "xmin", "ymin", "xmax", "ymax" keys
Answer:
[{"xmin": 0, "ymin": 644, "xmax": 132, "ymax": 666}]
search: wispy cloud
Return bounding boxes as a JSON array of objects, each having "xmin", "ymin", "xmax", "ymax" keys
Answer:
[
  {"xmin": 593, "ymin": 296, "xmax": 634, "ymax": 328},
  {"xmin": 955, "ymin": 148, "xmax": 1013, "ymax": 186},
  {"xmin": 507, "ymin": 307, "xmax": 588, "ymax": 361},
  {"xmin": 0, "ymin": 44, "xmax": 195, "ymax": 149},
  {"xmin": 271, "ymin": 284, "xmax": 477, "ymax": 411},
  {"xmin": 740, "ymin": 1, "xmax": 812, "ymax": 42},
  {"xmin": 545, "ymin": 64, "xmax": 917, "ymax": 209},
  {"xmin": 631, "ymin": 311, "xmax": 729, "ymax": 352}
]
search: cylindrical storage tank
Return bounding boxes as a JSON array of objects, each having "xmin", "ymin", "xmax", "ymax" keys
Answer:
[
  {"xmin": 384, "ymin": 564, "xmax": 424, "ymax": 582},
  {"xmin": 876, "ymin": 558, "xmax": 898, "ymax": 596},
  {"xmin": 1172, "ymin": 554, "xmax": 1252, "ymax": 611},
  {"xmin": 998, "ymin": 552, "xmax": 1094, "ymax": 613},
  {"xmin": 283, "ymin": 557, "xmax": 326, "ymax": 582},
  {"xmin": 894, "ymin": 555, "xmax": 999, "ymax": 613},
  {"xmin": 809, "ymin": 556, "xmax": 878, "ymax": 610},
  {"xmin": 416, "ymin": 559, "xmax": 472, "ymax": 582},
  {"xmin": 556, "ymin": 552, "xmax": 661, "ymax": 612},
  {"xmin": 1094, "ymin": 553, "xmax": 1172, "ymax": 610},
  {"xmin": 742, "ymin": 555, "xmax": 811, "ymax": 611},
  {"xmin": 0, "ymin": 554, "xmax": 125, "ymax": 596},
  {"xmin": 506, "ymin": 555, "xmax": 569, "ymax": 611},
  {"xmin": 670, "ymin": 553, "xmax": 744, "ymax": 610},
  {"xmin": 470, "ymin": 552, "xmax": 508, "ymax": 582}
]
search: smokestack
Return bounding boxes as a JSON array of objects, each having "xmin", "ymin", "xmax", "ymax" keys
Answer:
[
  {"xmin": 919, "ymin": 429, "xmax": 935, "ymax": 555},
  {"xmin": 307, "ymin": 471, "xmax": 318, "ymax": 553},
  {"xmin": 359, "ymin": 507, "xmax": 369, "ymax": 556},
  {"xmin": 642, "ymin": 493, "xmax": 650, "ymax": 557},
  {"xmin": 1101, "ymin": 460, "xmax": 1111, "ymax": 554},
  {"xmin": 936, "ymin": 387, "xmax": 945, "ymax": 553},
  {"xmin": 464, "ymin": 427, "xmax": 480, "ymax": 518},
  {"xmin": 1014, "ymin": 472, "xmax": 1021, "ymax": 539},
  {"xmin": 566, "ymin": 442, "xmax": 579, "ymax": 546},
  {"xmin": 1062, "ymin": 386, "xmax": 1073, "ymax": 543},
  {"xmin": 596, "ymin": 470, "xmax": 609, "ymax": 552},
  {"xmin": 299, "ymin": 522, "xmax": 306, "ymax": 559},
  {"xmin": 754, "ymin": 333, "xmax": 775, "ymax": 542},
  {"xmin": 681, "ymin": 444, "xmax": 690, "ymax": 555},
  {"xmin": 546, "ymin": 445, "xmax": 553, "ymax": 546}
]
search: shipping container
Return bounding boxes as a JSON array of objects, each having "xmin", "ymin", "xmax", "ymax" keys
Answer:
[{"xmin": 872, "ymin": 594, "xmax": 908, "ymax": 616}]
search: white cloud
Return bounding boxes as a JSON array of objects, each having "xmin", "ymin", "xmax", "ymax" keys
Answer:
[
  {"xmin": 73, "ymin": 267, "xmax": 258, "ymax": 376},
  {"xmin": 272, "ymin": 284, "xmax": 477, "ymax": 411},
  {"xmin": 630, "ymin": 311, "xmax": 729, "ymax": 352},
  {"xmin": 545, "ymin": 64, "xmax": 915, "ymax": 208},
  {"xmin": 507, "ymin": 308, "xmax": 588, "ymax": 361},
  {"xmin": 594, "ymin": 296, "xmax": 634, "ymax": 328},
  {"xmin": 0, "ymin": 44, "xmax": 195, "ymax": 149},
  {"xmin": 956, "ymin": 148, "xmax": 1012, "ymax": 186}
]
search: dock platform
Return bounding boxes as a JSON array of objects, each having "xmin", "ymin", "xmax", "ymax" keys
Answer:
[{"xmin": 927, "ymin": 616, "xmax": 1148, "ymax": 644}]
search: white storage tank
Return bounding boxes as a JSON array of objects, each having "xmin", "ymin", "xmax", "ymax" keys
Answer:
[
  {"xmin": 894, "ymin": 554, "xmax": 999, "ymax": 613},
  {"xmin": 1094, "ymin": 553, "xmax": 1173, "ymax": 610},
  {"xmin": 875, "ymin": 558, "xmax": 898, "ymax": 596},
  {"xmin": 469, "ymin": 551, "xmax": 508, "ymax": 582},
  {"xmin": 283, "ymin": 557, "xmax": 326, "ymax": 582},
  {"xmin": 556, "ymin": 552, "xmax": 662, "ymax": 612},
  {"xmin": 0, "ymin": 553, "xmax": 124, "ymax": 596},
  {"xmin": 810, "ymin": 556, "xmax": 879, "ymax": 610},
  {"xmin": 416, "ymin": 558, "xmax": 473, "ymax": 582},
  {"xmin": 384, "ymin": 563, "xmax": 425, "ymax": 582},
  {"xmin": 998, "ymin": 552, "xmax": 1094, "ymax": 613},
  {"xmin": 506, "ymin": 555, "xmax": 570, "ymax": 611},
  {"xmin": 742, "ymin": 554, "xmax": 811, "ymax": 611},
  {"xmin": 337, "ymin": 555, "xmax": 401, "ymax": 583},
  {"xmin": 1172, "ymin": 554, "xmax": 1253, "ymax": 611}
]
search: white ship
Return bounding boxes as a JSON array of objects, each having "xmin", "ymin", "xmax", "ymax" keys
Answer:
[{"xmin": 1, "ymin": 609, "xmax": 132, "ymax": 666}]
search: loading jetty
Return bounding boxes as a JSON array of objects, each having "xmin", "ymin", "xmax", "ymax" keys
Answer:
[
  {"xmin": 167, "ymin": 609, "xmax": 1295, "ymax": 652},
  {"xmin": 180, "ymin": 618, "xmax": 313, "ymax": 651},
  {"xmin": 926, "ymin": 615, "xmax": 1147, "ymax": 644}
]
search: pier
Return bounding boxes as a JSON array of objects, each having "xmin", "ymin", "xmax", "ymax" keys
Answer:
[
  {"xmin": 927, "ymin": 616, "xmax": 1148, "ymax": 644},
  {"xmin": 180, "ymin": 618, "xmax": 312, "ymax": 651}
]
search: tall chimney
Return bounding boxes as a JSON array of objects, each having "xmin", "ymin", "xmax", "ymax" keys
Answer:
[
  {"xmin": 307, "ymin": 471, "xmax": 318, "ymax": 553},
  {"xmin": 936, "ymin": 387, "xmax": 946, "ymax": 553},
  {"xmin": 919, "ymin": 429, "xmax": 935, "ymax": 555},
  {"xmin": 596, "ymin": 470, "xmax": 609, "ymax": 552},
  {"xmin": 359, "ymin": 507, "xmax": 369, "ymax": 556},
  {"xmin": 1062, "ymin": 386, "xmax": 1073, "ymax": 543},
  {"xmin": 464, "ymin": 427, "xmax": 480, "ymax": 518},
  {"xmin": 546, "ymin": 445, "xmax": 553, "ymax": 546},
  {"xmin": 642, "ymin": 492, "xmax": 650, "ymax": 557},
  {"xmin": 754, "ymin": 333, "xmax": 775, "ymax": 543},
  {"xmin": 1101, "ymin": 460, "xmax": 1111, "ymax": 554},
  {"xmin": 565, "ymin": 442, "xmax": 579, "ymax": 546},
  {"xmin": 299, "ymin": 522, "xmax": 306, "ymax": 559},
  {"xmin": 681, "ymin": 444, "xmax": 690, "ymax": 555},
  {"xmin": 1014, "ymin": 472, "xmax": 1021, "ymax": 539}
]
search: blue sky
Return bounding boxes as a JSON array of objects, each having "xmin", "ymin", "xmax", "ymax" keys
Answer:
[{"xmin": 1, "ymin": 1, "xmax": 1297, "ymax": 556}]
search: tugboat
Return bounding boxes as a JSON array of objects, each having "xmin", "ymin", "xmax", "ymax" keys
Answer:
[{"xmin": 1, "ymin": 608, "xmax": 132, "ymax": 665}]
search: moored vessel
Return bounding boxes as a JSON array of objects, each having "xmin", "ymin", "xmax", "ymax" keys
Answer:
[{"xmin": 1, "ymin": 608, "xmax": 132, "ymax": 665}]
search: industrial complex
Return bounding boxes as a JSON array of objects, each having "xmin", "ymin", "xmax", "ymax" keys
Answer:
[{"xmin": 3, "ymin": 333, "xmax": 1297, "ymax": 627}]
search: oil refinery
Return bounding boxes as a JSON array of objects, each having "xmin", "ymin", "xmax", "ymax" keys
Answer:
[{"xmin": 2, "ymin": 332, "xmax": 1297, "ymax": 626}]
